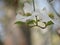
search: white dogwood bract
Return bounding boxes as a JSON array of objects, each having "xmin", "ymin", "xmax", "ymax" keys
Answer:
[
  {"xmin": 35, "ymin": 0, "xmax": 60, "ymax": 27},
  {"xmin": 16, "ymin": 2, "xmax": 51, "ymax": 23},
  {"xmin": 16, "ymin": 13, "xmax": 32, "ymax": 22},
  {"xmin": 23, "ymin": 2, "xmax": 33, "ymax": 14},
  {"xmin": 16, "ymin": 0, "xmax": 60, "ymax": 31}
]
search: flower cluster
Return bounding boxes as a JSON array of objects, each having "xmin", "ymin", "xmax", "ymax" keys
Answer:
[{"xmin": 15, "ymin": 0, "xmax": 60, "ymax": 29}]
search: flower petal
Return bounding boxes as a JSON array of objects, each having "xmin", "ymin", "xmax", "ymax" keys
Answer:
[
  {"xmin": 16, "ymin": 14, "xmax": 27, "ymax": 22},
  {"xmin": 23, "ymin": 2, "xmax": 33, "ymax": 14},
  {"xmin": 16, "ymin": 13, "xmax": 34, "ymax": 22}
]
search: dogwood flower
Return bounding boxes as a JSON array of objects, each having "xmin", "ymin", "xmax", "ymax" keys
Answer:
[
  {"xmin": 16, "ymin": 1, "xmax": 55, "ymax": 28},
  {"xmin": 35, "ymin": 0, "xmax": 60, "ymax": 24},
  {"xmin": 16, "ymin": 2, "xmax": 40, "ymax": 22}
]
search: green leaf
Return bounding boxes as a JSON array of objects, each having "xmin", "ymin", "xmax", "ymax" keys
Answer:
[
  {"xmin": 37, "ymin": 20, "xmax": 40, "ymax": 22},
  {"xmin": 25, "ymin": 13, "xmax": 32, "ymax": 16},
  {"xmin": 15, "ymin": 21, "xmax": 25, "ymax": 25},
  {"xmin": 46, "ymin": 21, "xmax": 54, "ymax": 26},
  {"xmin": 49, "ymin": 13, "xmax": 54, "ymax": 19},
  {"xmin": 43, "ymin": 22, "xmax": 46, "ymax": 25},
  {"xmin": 27, "ymin": 20, "xmax": 35, "ymax": 24}
]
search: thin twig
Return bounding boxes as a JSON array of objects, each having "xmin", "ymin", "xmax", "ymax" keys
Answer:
[{"xmin": 33, "ymin": 0, "xmax": 35, "ymax": 11}]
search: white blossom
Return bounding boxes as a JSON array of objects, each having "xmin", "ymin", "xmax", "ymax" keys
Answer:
[
  {"xmin": 16, "ymin": 0, "xmax": 60, "ymax": 31},
  {"xmin": 16, "ymin": 1, "xmax": 53, "ymax": 23},
  {"xmin": 16, "ymin": 13, "xmax": 32, "ymax": 22},
  {"xmin": 16, "ymin": 1, "xmax": 53, "ymax": 26},
  {"xmin": 23, "ymin": 2, "xmax": 33, "ymax": 14},
  {"xmin": 35, "ymin": 0, "xmax": 60, "ymax": 24}
]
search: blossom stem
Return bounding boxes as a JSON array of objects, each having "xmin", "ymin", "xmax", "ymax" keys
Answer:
[{"xmin": 35, "ymin": 16, "xmax": 38, "ymax": 26}]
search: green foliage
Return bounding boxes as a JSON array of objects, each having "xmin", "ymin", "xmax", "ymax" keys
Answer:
[
  {"xmin": 46, "ymin": 21, "xmax": 54, "ymax": 26},
  {"xmin": 43, "ymin": 22, "xmax": 46, "ymax": 25},
  {"xmin": 25, "ymin": 13, "xmax": 32, "ymax": 16},
  {"xmin": 43, "ymin": 21, "xmax": 54, "ymax": 27},
  {"xmin": 37, "ymin": 20, "xmax": 40, "ymax": 22},
  {"xmin": 27, "ymin": 20, "xmax": 35, "ymax": 24},
  {"xmin": 15, "ymin": 21, "xmax": 25, "ymax": 25},
  {"xmin": 49, "ymin": 13, "xmax": 54, "ymax": 19}
]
